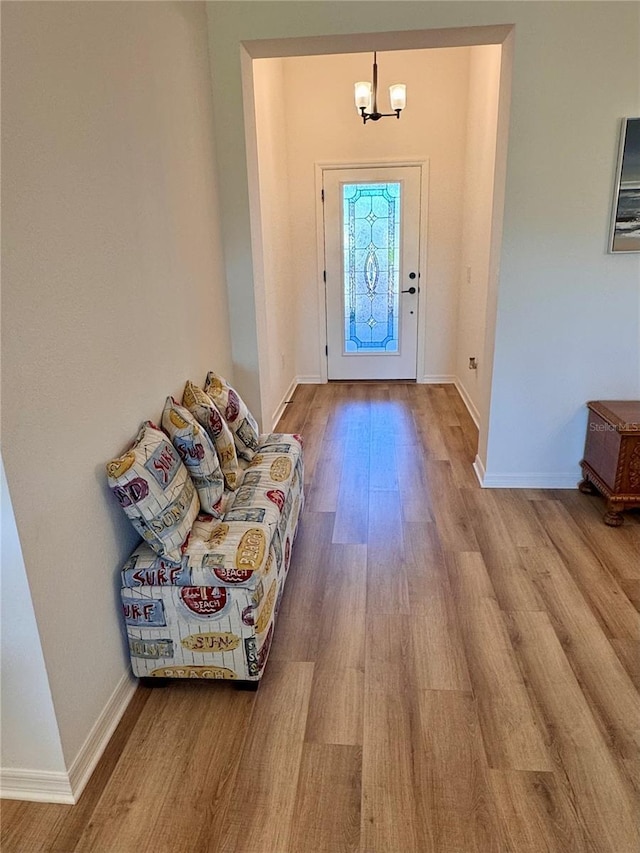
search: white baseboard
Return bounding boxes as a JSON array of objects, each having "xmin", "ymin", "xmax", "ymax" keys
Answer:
[
  {"xmin": 272, "ymin": 376, "xmax": 325, "ymax": 429},
  {"xmin": 454, "ymin": 378, "xmax": 481, "ymax": 428},
  {"xmin": 473, "ymin": 454, "xmax": 486, "ymax": 486},
  {"xmin": 67, "ymin": 669, "xmax": 137, "ymax": 802},
  {"xmin": 271, "ymin": 377, "xmax": 298, "ymax": 431},
  {"xmin": 0, "ymin": 768, "xmax": 75, "ymax": 804},
  {"xmin": 473, "ymin": 454, "xmax": 578, "ymax": 489},
  {"xmin": 0, "ymin": 670, "xmax": 136, "ymax": 804},
  {"xmin": 419, "ymin": 374, "xmax": 480, "ymax": 429},
  {"xmin": 480, "ymin": 472, "xmax": 580, "ymax": 489},
  {"xmin": 420, "ymin": 374, "xmax": 456, "ymax": 384}
]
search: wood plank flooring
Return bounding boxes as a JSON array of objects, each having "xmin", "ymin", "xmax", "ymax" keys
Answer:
[{"xmin": 2, "ymin": 382, "xmax": 639, "ymax": 853}]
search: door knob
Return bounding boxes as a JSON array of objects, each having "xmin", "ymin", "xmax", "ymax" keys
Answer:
[{"xmin": 401, "ymin": 286, "xmax": 417, "ymax": 294}]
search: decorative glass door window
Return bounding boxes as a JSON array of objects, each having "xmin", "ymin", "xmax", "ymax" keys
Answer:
[{"xmin": 342, "ymin": 182, "xmax": 401, "ymax": 353}]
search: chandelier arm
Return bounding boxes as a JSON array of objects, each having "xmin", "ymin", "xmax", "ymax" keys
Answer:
[{"xmin": 359, "ymin": 108, "xmax": 402, "ymax": 124}]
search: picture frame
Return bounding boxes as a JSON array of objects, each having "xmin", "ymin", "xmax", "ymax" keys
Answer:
[{"xmin": 609, "ymin": 117, "xmax": 640, "ymax": 253}]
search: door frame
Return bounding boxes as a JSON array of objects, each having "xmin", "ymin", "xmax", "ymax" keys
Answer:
[{"xmin": 315, "ymin": 159, "xmax": 429, "ymax": 384}]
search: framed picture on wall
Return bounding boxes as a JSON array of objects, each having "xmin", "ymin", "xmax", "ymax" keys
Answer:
[{"xmin": 610, "ymin": 117, "xmax": 640, "ymax": 253}]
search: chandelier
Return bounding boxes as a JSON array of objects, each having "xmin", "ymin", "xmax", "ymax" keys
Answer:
[{"xmin": 354, "ymin": 52, "xmax": 406, "ymax": 124}]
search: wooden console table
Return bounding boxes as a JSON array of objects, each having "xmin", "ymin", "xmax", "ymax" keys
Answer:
[{"xmin": 579, "ymin": 400, "xmax": 640, "ymax": 526}]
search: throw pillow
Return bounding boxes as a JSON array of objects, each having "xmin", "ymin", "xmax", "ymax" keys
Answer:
[
  {"xmin": 204, "ymin": 371, "xmax": 260, "ymax": 462},
  {"xmin": 161, "ymin": 397, "xmax": 224, "ymax": 516},
  {"xmin": 106, "ymin": 421, "xmax": 200, "ymax": 562},
  {"xmin": 182, "ymin": 381, "xmax": 241, "ymax": 490}
]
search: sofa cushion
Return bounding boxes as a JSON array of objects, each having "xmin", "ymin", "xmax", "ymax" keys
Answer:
[
  {"xmin": 204, "ymin": 371, "xmax": 260, "ymax": 462},
  {"xmin": 182, "ymin": 381, "xmax": 241, "ymax": 491},
  {"xmin": 161, "ymin": 397, "xmax": 224, "ymax": 516},
  {"xmin": 225, "ymin": 433, "xmax": 304, "ymax": 531},
  {"xmin": 107, "ymin": 421, "xmax": 200, "ymax": 562}
]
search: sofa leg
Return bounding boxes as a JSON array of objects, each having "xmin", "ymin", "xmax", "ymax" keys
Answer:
[
  {"xmin": 139, "ymin": 677, "xmax": 170, "ymax": 688},
  {"xmin": 235, "ymin": 680, "xmax": 260, "ymax": 692}
]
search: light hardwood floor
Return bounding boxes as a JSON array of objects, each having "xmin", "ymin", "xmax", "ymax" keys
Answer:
[{"xmin": 2, "ymin": 382, "xmax": 639, "ymax": 853}]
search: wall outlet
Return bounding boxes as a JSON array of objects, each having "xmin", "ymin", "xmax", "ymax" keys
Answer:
[
  {"xmin": 469, "ymin": 357, "xmax": 478, "ymax": 370},
  {"xmin": 466, "ymin": 265, "xmax": 472, "ymax": 284}
]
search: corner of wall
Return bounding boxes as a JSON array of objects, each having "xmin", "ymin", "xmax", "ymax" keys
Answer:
[{"xmin": 1, "ymin": 460, "xmax": 68, "ymax": 800}]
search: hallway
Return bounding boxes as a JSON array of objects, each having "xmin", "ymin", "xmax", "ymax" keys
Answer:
[{"xmin": 3, "ymin": 382, "xmax": 639, "ymax": 852}]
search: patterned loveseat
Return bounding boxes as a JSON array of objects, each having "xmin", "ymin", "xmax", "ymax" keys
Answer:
[{"xmin": 107, "ymin": 374, "xmax": 303, "ymax": 687}]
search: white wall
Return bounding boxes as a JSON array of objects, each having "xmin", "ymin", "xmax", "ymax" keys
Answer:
[
  {"xmin": 279, "ymin": 48, "xmax": 471, "ymax": 383},
  {"xmin": 1, "ymin": 461, "xmax": 68, "ymax": 791},
  {"xmin": 208, "ymin": 1, "xmax": 640, "ymax": 486},
  {"xmin": 455, "ymin": 45, "xmax": 502, "ymax": 423},
  {"xmin": 483, "ymin": 4, "xmax": 639, "ymax": 483},
  {"xmin": 252, "ymin": 59, "xmax": 298, "ymax": 427},
  {"xmin": 2, "ymin": 0, "xmax": 233, "ymax": 779}
]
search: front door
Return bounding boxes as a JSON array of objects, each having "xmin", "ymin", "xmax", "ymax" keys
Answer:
[{"xmin": 323, "ymin": 165, "xmax": 422, "ymax": 380}]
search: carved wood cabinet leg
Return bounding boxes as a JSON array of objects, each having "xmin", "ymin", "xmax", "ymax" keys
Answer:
[
  {"xmin": 603, "ymin": 501, "xmax": 624, "ymax": 527},
  {"xmin": 578, "ymin": 477, "xmax": 595, "ymax": 494}
]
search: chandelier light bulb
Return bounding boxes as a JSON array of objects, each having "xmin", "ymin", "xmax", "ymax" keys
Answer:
[
  {"xmin": 389, "ymin": 83, "xmax": 407, "ymax": 112},
  {"xmin": 354, "ymin": 81, "xmax": 372, "ymax": 111}
]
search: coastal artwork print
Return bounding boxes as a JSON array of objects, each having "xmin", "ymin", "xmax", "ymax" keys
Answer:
[{"xmin": 610, "ymin": 118, "xmax": 640, "ymax": 252}]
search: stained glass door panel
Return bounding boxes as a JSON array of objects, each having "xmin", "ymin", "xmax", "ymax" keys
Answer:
[
  {"xmin": 323, "ymin": 165, "xmax": 422, "ymax": 380},
  {"xmin": 343, "ymin": 183, "xmax": 400, "ymax": 353}
]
